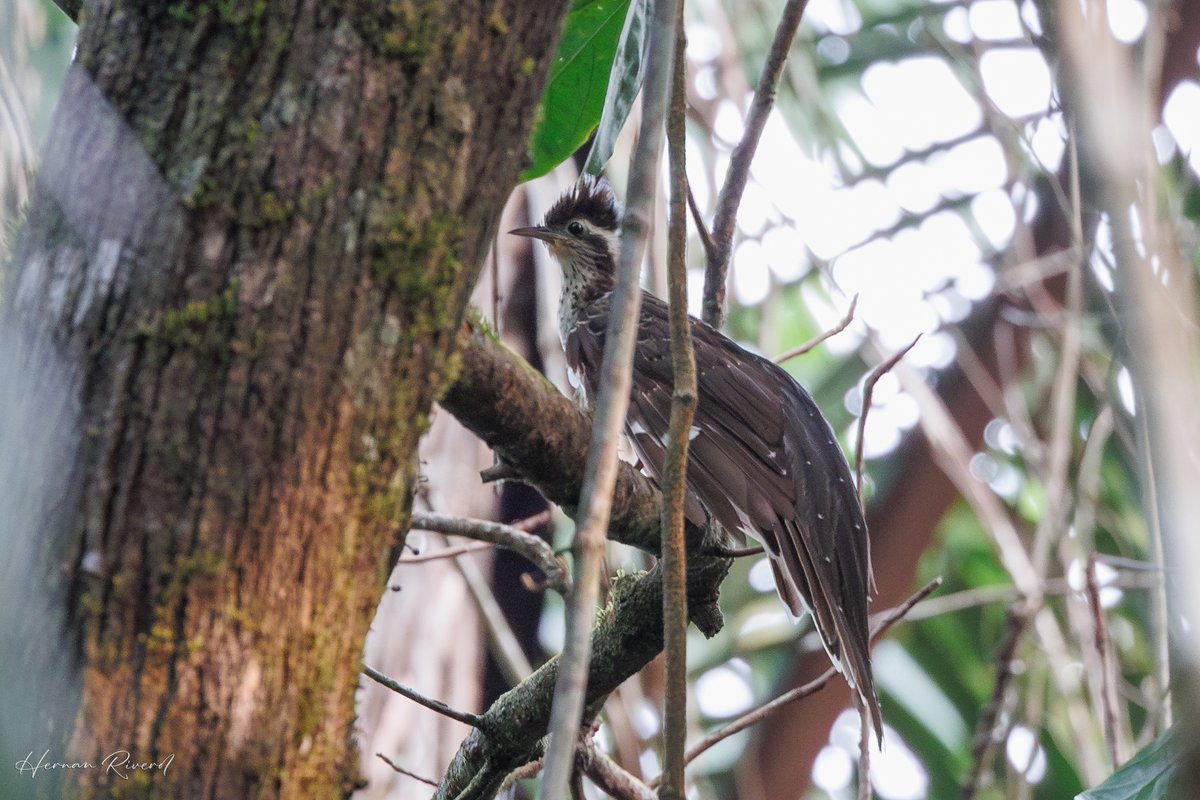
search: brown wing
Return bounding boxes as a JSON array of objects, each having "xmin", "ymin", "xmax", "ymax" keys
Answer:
[{"xmin": 565, "ymin": 290, "xmax": 881, "ymax": 739}]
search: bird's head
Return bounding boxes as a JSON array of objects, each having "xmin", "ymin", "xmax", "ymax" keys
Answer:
[{"xmin": 510, "ymin": 177, "xmax": 621, "ymax": 301}]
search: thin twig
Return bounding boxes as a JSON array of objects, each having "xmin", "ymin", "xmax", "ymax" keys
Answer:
[
  {"xmin": 659, "ymin": 3, "xmax": 696, "ymax": 797},
  {"xmin": 480, "ymin": 462, "xmax": 523, "ymax": 483},
  {"xmin": 578, "ymin": 740, "xmax": 657, "ymax": 800},
  {"xmin": 660, "ymin": 578, "xmax": 941, "ymax": 779},
  {"xmin": 772, "ymin": 295, "xmax": 858, "ymax": 364},
  {"xmin": 1067, "ymin": 403, "xmax": 1134, "ymax": 763},
  {"xmin": 402, "ymin": 511, "xmax": 552, "ymax": 572},
  {"xmin": 1139, "ymin": 409, "xmax": 1174, "ymax": 735},
  {"xmin": 962, "ymin": 605, "xmax": 1028, "ymax": 800},
  {"xmin": 889, "ymin": 348, "xmax": 1103, "ymax": 778},
  {"xmin": 896, "ymin": 572, "xmax": 1157, "ymax": 626},
  {"xmin": 409, "ymin": 510, "xmax": 569, "ymax": 593},
  {"xmin": 499, "ymin": 759, "xmax": 545, "ymax": 792},
  {"xmin": 703, "ymin": 0, "xmax": 811, "ymax": 328},
  {"xmin": 376, "ymin": 752, "xmax": 439, "ymax": 788},
  {"xmin": 398, "ymin": 541, "xmax": 492, "ymax": 564},
  {"xmin": 709, "ymin": 544, "xmax": 764, "ymax": 558},
  {"xmin": 491, "ymin": 233, "xmax": 502, "ymax": 338},
  {"xmin": 541, "ymin": 0, "xmax": 680, "ymax": 794},
  {"xmin": 510, "ymin": 508, "xmax": 554, "ymax": 532},
  {"xmin": 854, "ymin": 336, "xmax": 920, "ymax": 503},
  {"xmin": 857, "ymin": 710, "xmax": 871, "ymax": 800},
  {"xmin": 455, "ymin": 551, "xmax": 535, "ymax": 684},
  {"xmin": 1030, "ymin": 169, "xmax": 1083, "ymax": 578},
  {"xmin": 887, "ymin": 358, "xmax": 1044, "ymax": 596},
  {"xmin": 362, "ymin": 665, "xmax": 485, "ymax": 729},
  {"xmin": 686, "ymin": 180, "xmax": 715, "ymax": 259},
  {"xmin": 1086, "ymin": 554, "xmax": 1121, "ymax": 768}
]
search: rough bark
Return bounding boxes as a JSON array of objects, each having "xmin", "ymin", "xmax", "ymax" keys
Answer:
[
  {"xmin": 442, "ymin": 325, "xmax": 669, "ymax": 555},
  {"xmin": 0, "ymin": 3, "xmax": 565, "ymax": 798}
]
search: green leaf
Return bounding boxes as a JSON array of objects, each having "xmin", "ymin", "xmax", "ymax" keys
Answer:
[
  {"xmin": 521, "ymin": 0, "xmax": 631, "ymax": 182},
  {"xmin": 1077, "ymin": 726, "xmax": 1181, "ymax": 800},
  {"xmin": 582, "ymin": 0, "xmax": 651, "ymax": 175},
  {"xmin": 1182, "ymin": 181, "xmax": 1200, "ymax": 222}
]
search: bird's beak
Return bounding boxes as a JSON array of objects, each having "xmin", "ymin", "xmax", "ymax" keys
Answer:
[{"xmin": 508, "ymin": 225, "xmax": 559, "ymax": 242}]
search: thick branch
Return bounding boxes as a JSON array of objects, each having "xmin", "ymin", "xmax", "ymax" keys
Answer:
[
  {"xmin": 433, "ymin": 558, "xmax": 730, "ymax": 800},
  {"xmin": 436, "ymin": 322, "xmax": 732, "ymax": 799},
  {"xmin": 441, "ymin": 324, "xmax": 705, "ymax": 556}
]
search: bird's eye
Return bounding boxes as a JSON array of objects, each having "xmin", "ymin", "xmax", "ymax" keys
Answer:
[{"xmin": 567, "ymin": 221, "xmax": 585, "ymax": 236}]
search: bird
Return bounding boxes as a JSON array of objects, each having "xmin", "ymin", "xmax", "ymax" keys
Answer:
[{"xmin": 510, "ymin": 176, "xmax": 881, "ymax": 740}]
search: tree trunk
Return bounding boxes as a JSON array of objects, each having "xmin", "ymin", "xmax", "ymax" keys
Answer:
[{"xmin": 0, "ymin": 3, "xmax": 565, "ymax": 798}]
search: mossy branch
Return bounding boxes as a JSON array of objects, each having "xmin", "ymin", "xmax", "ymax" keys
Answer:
[
  {"xmin": 442, "ymin": 322, "xmax": 691, "ymax": 556},
  {"xmin": 431, "ymin": 558, "xmax": 729, "ymax": 800},
  {"xmin": 433, "ymin": 324, "xmax": 731, "ymax": 798}
]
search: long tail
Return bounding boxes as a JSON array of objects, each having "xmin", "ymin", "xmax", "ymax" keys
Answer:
[{"xmin": 772, "ymin": 522, "xmax": 883, "ymax": 744}]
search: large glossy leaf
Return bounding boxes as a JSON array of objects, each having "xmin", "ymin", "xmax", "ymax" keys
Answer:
[
  {"xmin": 521, "ymin": 0, "xmax": 632, "ymax": 182},
  {"xmin": 582, "ymin": 0, "xmax": 651, "ymax": 175},
  {"xmin": 1077, "ymin": 726, "xmax": 1180, "ymax": 800}
]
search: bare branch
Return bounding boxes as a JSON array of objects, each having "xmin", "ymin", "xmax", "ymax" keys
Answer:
[
  {"xmin": 666, "ymin": 578, "xmax": 941, "ymax": 777},
  {"xmin": 1086, "ymin": 555, "xmax": 1122, "ymax": 768},
  {"xmin": 857, "ymin": 712, "xmax": 871, "ymax": 800},
  {"xmin": 480, "ymin": 461, "xmax": 523, "ymax": 484},
  {"xmin": 772, "ymin": 295, "xmax": 858, "ymax": 365},
  {"xmin": 578, "ymin": 740, "xmax": 657, "ymax": 800},
  {"xmin": 703, "ymin": 0, "xmax": 811, "ymax": 327},
  {"xmin": 854, "ymin": 336, "xmax": 920, "ymax": 502},
  {"xmin": 455, "ymin": 551, "xmax": 535, "ymax": 684},
  {"xmin": 362, "ymin": 665, "xmax": 485, "ymax": 729},
  {"xmin": 375, "ymin": 753, "xmax": 439, "ymax": 788},
  {"xmin": 709, "ymin": 544, "xmax": 764, "ymax": 559},
  {"xmin": 542, "ymin": 1, "xmax": 682, "ymax": 791},
  {"xmin": 659, "ymin": 4, "xmax": 697, "ymax": 795},
  {"xmin": 409, "ymin": 510, "xmax": 569, "ymax": 593},
  {"xmin": 962, "ymin": 606, "xmax": 1028, "ymax": 800},
  {"xmin": 899, "ymin": 572, "xmax": 1156, "ymax": 624},
  {"xmin": 441, "ymin": 326, "xmax": 673, "ymax": 556},
  {"xmin": 686, "ymin": 181, "xmax": 715, "ymax": 260},
  {"xmin": 511, "ymin": 508, "xmax": 554, "ymax": 532},
  {"xmin": 397, "ymin": 541, "xmax": 492, "ymax": 564}
]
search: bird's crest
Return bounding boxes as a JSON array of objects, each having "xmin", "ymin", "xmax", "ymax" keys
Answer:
[{"xmin": 544, "ymin": 176, "xmax": 620, "ymax": 232}]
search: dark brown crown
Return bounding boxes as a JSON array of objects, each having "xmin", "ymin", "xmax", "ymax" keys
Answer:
[{"xmin": 544, "ymin": 176, "xmax": 619, "ymax": 232}]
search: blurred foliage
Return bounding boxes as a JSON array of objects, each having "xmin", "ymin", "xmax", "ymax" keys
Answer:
[
  {"xmin": 626, "ymin": 0, "xmax": 1191, "ymax": 798},
  {"xmin": 0, "ymin": 0, "xmax": 75, "ymax": 252}
]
